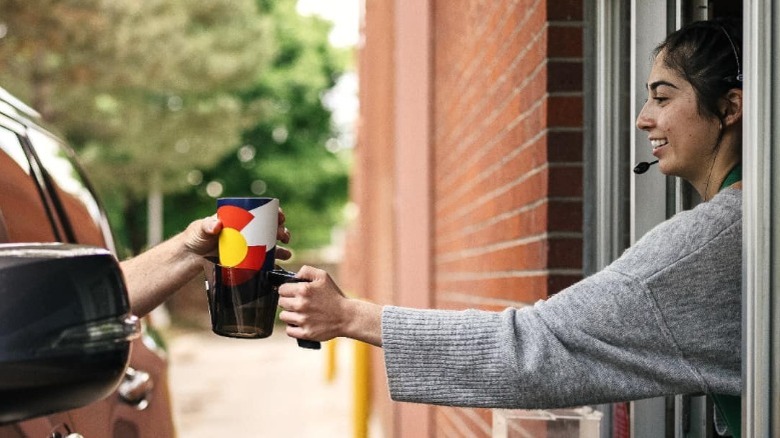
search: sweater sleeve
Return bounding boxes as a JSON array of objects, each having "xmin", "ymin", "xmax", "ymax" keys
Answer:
[
  {"xmin": 382, "ymin": 268, "xmax": 704, "ymax": 409},
  {"xmin": 381, "ymin": 190, "xmax": 742, "ymax": 409}
]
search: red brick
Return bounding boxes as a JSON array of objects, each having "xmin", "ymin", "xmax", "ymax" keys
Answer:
[
  {"xmin": 548, "ymin": 238, "xmax": 583, "ymax": 269},
  {"xmin": 547, "ymin": 95, "xmax": 583, "ymax": 127},
  {"xmin": 548, "ymin": 274, "xmax": 583, "ymax": 295},
  {"xmin": 548, "ymin": 165, "xmax": 583, "ymax": 197},
  {"xmin": 548, "ymin": 200, "xmax": 583, "ymax": 232},
  {"xmin": 548, "ymin": 131, "xmax": 584, "ymax": 162},
  {"xmin": 548, "ymin": 0, "xmax": 584, "ymax": 21},
  {"xmin": 549, "ymin": 61, "xmax": 583, "ymax": 92},
  {"xmin": 548, "ymin": 25, "xmax": 584, "ymax": 57},
  {"xmin": 436, "ymin": 274, "xmax": 554, "ymax": 304}
]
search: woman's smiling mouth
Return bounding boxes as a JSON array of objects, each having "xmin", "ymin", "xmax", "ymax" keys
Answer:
[
  {"xmin": 650, "ymin": 139, "xmax": 668, "ymax": 157},
  {"xmin": 650, "ymin": 139, "xmax": 668, "ymax": 149}
]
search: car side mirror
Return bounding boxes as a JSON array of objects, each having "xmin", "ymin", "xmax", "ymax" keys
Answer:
[{"xmin": 0, "ymin": 243, "xmax": 139, "ymax": 424}]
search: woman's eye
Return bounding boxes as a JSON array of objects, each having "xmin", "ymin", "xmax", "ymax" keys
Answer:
[{"xmin": 653, "ymin": 96, "xmax": 668, "ymax": 103}]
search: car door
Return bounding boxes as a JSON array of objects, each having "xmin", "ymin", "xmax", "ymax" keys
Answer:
[
  {"xmin": 0, "ymin": 115, "xmax": 175, "ymax": 437},
  {"xmin": 0, "ymin": 118, "xmax": 65, "ymax": 438},
  {"xmin": 23, "ymin": 126, "xmax": 176, "ymax": 438}
]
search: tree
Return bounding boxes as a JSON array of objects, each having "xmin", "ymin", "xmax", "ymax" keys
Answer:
[
  {"xmin": 163, "ymin": 0, "xmax": 351, "ymax": 252},
  {"xmin": 0, "ymin": 0, "xmax": 350, "ymax": 255},
  {"xmin": 0, "ymin": 0, "xmax": 274, "ymax": 255}
]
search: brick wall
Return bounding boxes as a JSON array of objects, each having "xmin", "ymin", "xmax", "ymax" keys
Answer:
[
  {"xmin": 433, "ymin": 0, "xmax": 583, "ymax": 312},
  {"xmin": 341, "ymin": 0, "xmax": 399, "ymax": 436},
  {"xmin": 348, "ymin": 0, "xmax": 584, "ymax": 436}
]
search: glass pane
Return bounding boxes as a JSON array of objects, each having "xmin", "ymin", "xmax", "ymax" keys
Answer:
[
  {"xmin": 26, "ymin": 128, "xmax": 109, "ymax": 248},
  {"xmin": 0, "ymin": 126, "xmax": 58, "ymax": 242}
]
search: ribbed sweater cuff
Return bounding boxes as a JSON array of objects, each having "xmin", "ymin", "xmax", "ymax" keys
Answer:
[{"xmin": 381, "ymin": 305, "xmax": 507, "ymax": 406}]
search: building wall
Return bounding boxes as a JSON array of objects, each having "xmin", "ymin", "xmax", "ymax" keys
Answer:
[
  {"xmin": 346, "ymin": 0, "xmax": 584, "ymax": 436},
  {"xmin": 432, "ymin": 0, "xmax": 583, "ymax": 314},
  {"xmin": 340, "ymin": 0, "xmax": 399, "ymax": 436}
]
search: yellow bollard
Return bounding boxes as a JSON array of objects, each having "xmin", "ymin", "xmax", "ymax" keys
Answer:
[
  {"xmin": 325, "ymin": 338, "xmax": 337, "ymax": 382},
  {"xmin": 353, "ymin": 339, "xmax": 371, "ymax": 438}
]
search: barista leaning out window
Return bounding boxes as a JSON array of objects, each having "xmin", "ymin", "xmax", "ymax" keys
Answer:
[{"xmin": 276, "ymin": 18, "xmax": 746, "ymax": 437}]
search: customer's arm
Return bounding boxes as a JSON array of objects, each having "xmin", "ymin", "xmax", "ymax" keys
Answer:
[
  {"xmin": 120, "ymin": 216, "xmax": 221, "ymax": 317},
  {"xmin": 122, "ymin": 212, "xmax": 291, "ymax": 317}
]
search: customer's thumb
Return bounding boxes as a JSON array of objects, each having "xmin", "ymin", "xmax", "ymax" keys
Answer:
[{"xmin": 203, "ymin": 215, "xmax": 221, "ymax": 234}]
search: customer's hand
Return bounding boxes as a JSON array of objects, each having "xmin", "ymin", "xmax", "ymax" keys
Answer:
[
  {"xmin": 123, "ymin": 208, "xmax": 293, "ymax": 317},
  {"xmin": 182, "ymin": 209, "xmax": 292, "ymax": 261},
  {"xmin": 181, "ymin": 215, "xmax": 221, "ymax": 258}
]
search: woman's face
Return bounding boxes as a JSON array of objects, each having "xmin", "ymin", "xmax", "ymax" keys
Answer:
[{"xmin": 635, "ymin": 51, "xmax": 722, "ymax": 184}]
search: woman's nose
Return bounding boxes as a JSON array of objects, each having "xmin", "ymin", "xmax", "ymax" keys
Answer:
[{"xmin": 636, "ymin": 101, "xmax": 654, "ymax": 131}]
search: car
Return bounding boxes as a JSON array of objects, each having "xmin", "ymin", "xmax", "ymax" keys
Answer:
[{"xmin": 0, "ymin": 86, "xmax": 175, "ymax": 437}]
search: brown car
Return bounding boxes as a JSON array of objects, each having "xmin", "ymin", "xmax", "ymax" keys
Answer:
[{"xmin": 0, "ymin": 87, "xmax": 175, "ymax": 437}]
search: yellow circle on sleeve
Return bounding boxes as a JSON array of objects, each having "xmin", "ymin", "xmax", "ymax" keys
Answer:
[{"xmin": 219, "ymin": 228, "xmax": 249, "ymax": 267}]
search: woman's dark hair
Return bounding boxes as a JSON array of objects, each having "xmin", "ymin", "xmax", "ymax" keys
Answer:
[{"xmin": 654, "ymin": 18, "xmax": 742, "ymax": 120}]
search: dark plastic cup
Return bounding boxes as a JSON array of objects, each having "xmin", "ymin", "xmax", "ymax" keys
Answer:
[{"xmin": 203, "ymin": 263, "xmax": 320, "ymax": 349}]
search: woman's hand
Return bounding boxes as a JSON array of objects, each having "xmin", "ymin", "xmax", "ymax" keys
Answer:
[
  {"xmin": 278, "ymin": 266, "xmax": 383, "ymax": 347},
  {"xmin": 278, "ymin": 266, "xmax": 347, "ymax": 342}
]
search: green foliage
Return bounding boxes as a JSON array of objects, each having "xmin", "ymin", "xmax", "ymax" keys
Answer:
[
  {"xmin": 0, "ymin": 0, "xmax": 351, "ymax": 254},
  {"xmin": 163, "ymin": 0, "xmax": 351, "ymax": 251}
]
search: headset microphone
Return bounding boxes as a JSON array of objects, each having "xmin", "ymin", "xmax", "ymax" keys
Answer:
[{"xmin": 633, "ymin": 160, "xmax": 659, "ymax": 175}]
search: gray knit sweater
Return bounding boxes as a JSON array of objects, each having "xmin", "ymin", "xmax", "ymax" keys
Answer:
[{"xmin": 382, "ymin": 188, "xmax": 741, "ymax": 409}]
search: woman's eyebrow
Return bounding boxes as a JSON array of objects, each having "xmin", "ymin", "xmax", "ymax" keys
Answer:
[{"xmin": 647, "ymin": 80, "xmax": 679, "ymax": 91}]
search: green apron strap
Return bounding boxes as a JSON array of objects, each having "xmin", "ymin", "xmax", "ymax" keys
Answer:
[{"xmin": 710, "ymin": 163, "xmax": 742, "ymax": 437}]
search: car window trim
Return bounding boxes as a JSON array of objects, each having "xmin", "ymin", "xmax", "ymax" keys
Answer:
[
  {"xmin": 25, "ymin": 126, "xmax": 116, "ymax": 252},
  {"xmin": 0, "ymin": 122, "xmax": 66, "ymax": 242}
]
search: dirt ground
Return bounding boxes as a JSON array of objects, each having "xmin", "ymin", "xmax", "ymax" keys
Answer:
[{"xmin": 166, "ymin": 326, "xmax": 360, "ymax": 438}]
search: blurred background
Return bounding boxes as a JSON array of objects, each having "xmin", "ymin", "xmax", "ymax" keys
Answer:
[
  {"xmin": 0, "ymin": 0, "xmax": 362, "ymax": 436},
  {"xmin": 0, "ymin": 0, "xmax": 357, "ymax": 259}
]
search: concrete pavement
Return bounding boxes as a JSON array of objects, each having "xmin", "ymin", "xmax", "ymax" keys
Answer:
[{"xmin": 167, "ymin": 327, "xmax": 360, "ymax": 438}]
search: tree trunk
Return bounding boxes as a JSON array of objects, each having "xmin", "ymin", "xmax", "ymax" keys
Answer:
[{"xmin": 147, "ymin": 172, "xmax": 163, "ymax": 247}]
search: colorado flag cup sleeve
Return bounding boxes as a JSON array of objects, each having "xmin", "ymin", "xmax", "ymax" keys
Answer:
[{"xmin": 216, "ymin": 197, "xmax": 279, "ymax": 272}]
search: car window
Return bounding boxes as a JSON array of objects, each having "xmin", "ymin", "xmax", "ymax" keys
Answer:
[
  {"xmin": 0, "ymin": 125, "xmax": 59, "ymax": 243},
  {"xmin": 26, "ymin": 128, "xmax": 111, "ymax": 249}
]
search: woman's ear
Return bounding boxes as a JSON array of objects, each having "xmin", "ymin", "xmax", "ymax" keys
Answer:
[{"xmin": 721, "ymin": 88, "xmax": 743, "ymax": 127}]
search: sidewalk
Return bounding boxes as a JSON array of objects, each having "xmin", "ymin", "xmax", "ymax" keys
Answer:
[{"xmin": 167, "ymin": 327, "xmax": 356, "ymax": 437}]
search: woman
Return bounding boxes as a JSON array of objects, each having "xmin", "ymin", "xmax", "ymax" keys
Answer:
[{"xmin": 278, "ymin": 18, "xmax": 744, "ymax": 436}]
